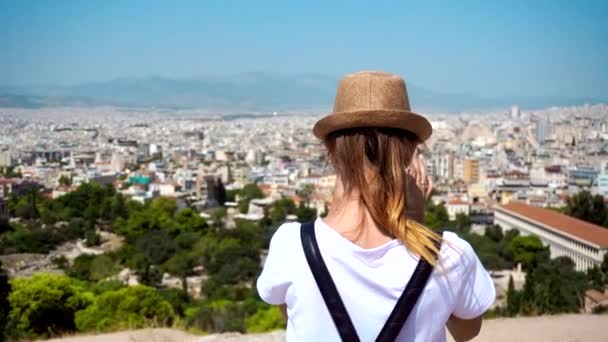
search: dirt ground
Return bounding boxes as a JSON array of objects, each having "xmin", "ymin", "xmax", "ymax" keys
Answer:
[
  {"xmin": 448, "ymin": 314, "xmax": 607, "ymax": 342},
  {"xmin": 45, "ymin": 314, "xmax": 607, "ymax": 342}
]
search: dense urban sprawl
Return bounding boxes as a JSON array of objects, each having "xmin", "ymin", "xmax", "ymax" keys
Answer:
[{"xmin": 1, "ymin": 104, "xmax": 608, "ymax": 340}]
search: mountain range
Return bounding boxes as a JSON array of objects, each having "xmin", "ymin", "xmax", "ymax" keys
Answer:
[{"xmin": 1, "ymin": 72, "xmax": 605, "ymax": 112}]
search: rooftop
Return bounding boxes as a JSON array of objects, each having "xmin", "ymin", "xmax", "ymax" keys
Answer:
[
  {"xmin": 447, "ymin": 198, "xmax": 469, "ymax": 205},
  {"xmin": 497, "ymin": 201, "xmax": 608, "ymax": 248}
]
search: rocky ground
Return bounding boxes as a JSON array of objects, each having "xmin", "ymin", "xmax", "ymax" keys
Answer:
[
  {"xmin": 0, "ymin": 230, "xmax": 123, "ymax": 278},
  {"xmin": 44, "ymin": 314, "xmax": 607, "ymax": 342}
]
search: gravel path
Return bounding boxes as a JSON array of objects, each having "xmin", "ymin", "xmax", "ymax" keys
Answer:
[
  {"xmin": 451, "ymin": 314, "xmax": 608, "ymax": 342},
  {"xmin": 46, "ymin": 314, "xmax": 607, "ymax": 342}
]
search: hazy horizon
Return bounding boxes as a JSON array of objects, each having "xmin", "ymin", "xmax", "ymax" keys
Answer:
[{"xmin": 2, "ymin": 0, "xmax": 608, "ymax": 99}]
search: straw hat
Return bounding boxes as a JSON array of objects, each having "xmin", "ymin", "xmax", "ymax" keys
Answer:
[{"xmin": 313, "ymin": 71, "xmax": 432, "ymax": 141}]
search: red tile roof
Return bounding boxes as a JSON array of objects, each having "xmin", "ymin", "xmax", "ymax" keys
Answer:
[
  {"xmin": 447, "ymin": 199, "xmax": 468, "ymax": 205},
  {"xmin": 497, "ymin": 202, "xmax": 608, "ymax": 248},
  {"xmin": 0, "ymin": 178, "xmax": 20, "ymax": 186}
]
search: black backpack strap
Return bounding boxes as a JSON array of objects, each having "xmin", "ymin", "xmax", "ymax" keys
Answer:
[
  {"xmin": 300, "ymin": 221, "xmax": 361, "ymax": 342},
  {"xmin": 301, "ymin": 221, "xmax": 442, "ymax": 342},
  {"xmin": 375, "ymin": 233, "xmax": 442, "ymax": 341}
]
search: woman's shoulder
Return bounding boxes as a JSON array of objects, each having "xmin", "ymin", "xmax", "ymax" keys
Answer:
[
  {"xmin": 268, "ymin": 221, "xmax": 302, "ymax": 250},
  {"xmin": 438, "ymin": 231, "xmax": 477, "ymax": 266}
]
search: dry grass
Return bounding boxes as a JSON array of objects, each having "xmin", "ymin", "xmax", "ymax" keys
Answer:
[{"xmin": 127, "ymin": 329, "xmax": 199, "ymax": 342}]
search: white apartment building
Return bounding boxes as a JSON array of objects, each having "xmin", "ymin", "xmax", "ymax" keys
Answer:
[
  {"xmin": 0, "ymin": 147, "xmax": 11, "ymax": 167},
  {"xmin": 495, "ymin": 202, "xmax": 608, "ymax": 272},
  {"xmin": 446, "ymin": 198, "xmax": 470, "ymax": 220},
  {"xmin": 435, "ymin": 153, "xmax": 454, "ymax": 181}
]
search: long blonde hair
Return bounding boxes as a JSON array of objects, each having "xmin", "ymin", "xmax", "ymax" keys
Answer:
[{"xmin": 323, "ymin": 127, "xmax": 442, "ymax": 266}]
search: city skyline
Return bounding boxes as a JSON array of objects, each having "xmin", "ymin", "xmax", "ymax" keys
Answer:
[
  {"xmin": 2, "ymin": 0, "xmax": 608, "ymax": 99},
  {"xmin": 2, "ymin": 1, "xmax": 608, "ymax": 339}
]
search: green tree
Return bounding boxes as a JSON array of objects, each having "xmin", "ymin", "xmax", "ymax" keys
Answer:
[
  {"xmin": 211, "ymin": 207, "xmax": 227, "ymax": 228},
  {"xmin": 240, "ymin": 183, "xmax": 264, "ymax": 201},
  {"xmin": 6, "ymin": 274, "xmax": 92, "ymax": 338},
  {"xmin": 226, "ymin": 189, "xmax": 240, "ymax": 202},
  {"xmin": 185, "ymin": 299, "xmax": 258, "ymax": 333},
  {"xmin": 296, "ymin": 202, "xmax": 317, "ymax": 223},
  {"xmin": 194, "ymin": 223, "xmax": 261, "ymax": 285},
  {"xmin": 1, "ymin": 166, "xmax": 21, "ymax": 178},
  {"xmin": 85, "ymin": 230, "xmax": 101, "ymax": 247},
  {"xmin": 454, "ymin": 213, "xmax": 472, "ymax": 233},
  {"xmin": 520, "ymin": 268, "xmax": 536, "ymax": 315},
  {"xmin": 0, "ymin": 217, "xmax": 12, "ymax": 235},
  {"xmin": 238, "ymin": 200, "xmax": 249, "ymax": 214},
  {"xmin": 587, "ymin": 266, "xmax": 607, "ymax": 290},
  {"xmin": 485, "ymin": 224, "xmax": 504, "ymax": 243},
  {"xmin": 565, "ymin": 191, "xmax": 608, "ymax": 227},
  {"xmin": 506, "ymin": 275, "xmax": 520, "ymax": 316},
  {"xmin": 464, "ymin": 233, "xmax": 513, "ymax": 270},
  {"xmin": 163, "ymin": 251, "xmax": 197, "ymax": 293},
  {"xmin": 0, "ymin": 261, "xmax": 11, "ymax": 340},
  {"xmin": 297, "ymin": 184, "xmax": 315, "ymax": 203},
  {"xmin": 90, "ymin": 280, "xmax": 124, "ymax": 295},
  {"xmin": 68, "ymin": 254, "xmax": 95, "ymax": 280},
  {"xmin": 109, "ymin": 194, "xmax": 129, "ymax": 220},
  {"xmin": 507, "ymin": 235, "xmax": 549, "ymax": 270},
  {"xmin": 216, "ymin": 178, "xmax": 227, "ymax": 206},
  {"xmin": 175, "ymin": 208, "xmax": 208, "ymax": 232},
  {"xmin": 237, "ymin": 183, "xmax": 265, "ymax": 214},
  {"xmin": 149, "ymin": 196, "xmax": 177, "ymax": 216},
  {"xmin": 158, "ymin": 288, "xmax": 192, "ymax": 317},
  {"xmin": 74, "ymin": 285, "xmax": 175, "ymax": 332},
  {"xmin": 58, "ymin": 175, "xmax": 72, "ymax": 186},
  {"xmin": 114, "ymin": 203, "xmax": 179, "ymax": 240},
  {"xmin": 269, "ymin": 198, "xmax": 296, "ymax": 225},
  {"xmin": 245, "ymin": 306, "xmax": 284, "ymax": 333},
  {"xmin": 519, "ymin": 257, "xmax": 587, "ymax": 315},
  {"xmin": 13, "ymin": 187, "xmax": 42, "ymax": 220},
  {"xmin": 89, "ymin": 255, "xmax": 118, "ymax": 281},
  {"xmin": 424, "ymin": 202, "xmax": 449, "ymax": 230},
  {"xmin": 44, "ymin": 182, "xmax": 116, "ymax": 223},
  {"xmin": 135, "ymin": 230, "xmax": 176, "ymax": 265},
  {"xmin": 174, "ymin": 231, "xmax": 202, "ymax": 250},
  {"xmin": 504, "ymin": 228, "xmax": 521, "ymax": 243}
]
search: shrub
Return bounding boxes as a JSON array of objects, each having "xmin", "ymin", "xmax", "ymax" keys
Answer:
[
  {"xmin": 245, "ymin": 305, "xmax": 284, "ymax": 333},
  {"xmin": 75, "ymin": 285, "xmax": 175, "ymax": 332},
  {"xmin": 6, "ymin": 274, "xmax": 92, "ymax": 339}
]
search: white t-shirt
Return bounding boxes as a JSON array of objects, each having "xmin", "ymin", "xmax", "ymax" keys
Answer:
[{"xmin": 257, "ymin": 218, "xmax": 496, "ymax": 342}]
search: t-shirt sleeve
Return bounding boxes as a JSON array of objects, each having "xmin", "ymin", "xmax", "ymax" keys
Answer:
[
  {"xmin": 256, "ymin": 224, "xmax": 293, "ymax": 305},
  {"xmin": 452, "ymin": 238, "xmax": 496, "ymax": 319}
]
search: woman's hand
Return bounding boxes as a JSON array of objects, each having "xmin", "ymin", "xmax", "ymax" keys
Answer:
[
  {"xmin": 408, "ymin": 152, "xmax": 433, "ymax": 199},
  {"xmin": 279, "ymin": 304, "xmax": 287, "ymax": 320},
  {"xmin": 446, "ymin": 314, "xmax": 483, "ymax": 341},
  {"xmin": 406, "ymin": 151, "xmax": 433, "ymax": 222}
]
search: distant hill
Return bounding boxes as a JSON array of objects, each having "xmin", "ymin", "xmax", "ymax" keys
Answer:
[
  {"xmin": 0, "ymin": 94, "xmax": 45, "ymax": 108},
  {"xmin": 1, "ymin": 73, "xmax": 605, "ymax": 112}
]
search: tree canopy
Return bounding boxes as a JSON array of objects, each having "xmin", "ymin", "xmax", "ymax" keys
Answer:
[
  {"xmin": 565, "ymin": 191, "xmax": 608, "ymax": 227},
  {"xmin": 7, "ymin": 274, "xmax": 93, "ymax": 338},
  {"xmin": 1, "ymin": 182, "xmax": 603, "ymax": 339},
  {"xmin": 74, "ymin": 285, "xmax": 175, "ymax": 332}
]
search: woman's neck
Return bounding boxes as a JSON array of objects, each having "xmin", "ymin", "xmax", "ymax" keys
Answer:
[{"xmin": 323, "ymin": 188, "xmax": 394, "ymax": 249}]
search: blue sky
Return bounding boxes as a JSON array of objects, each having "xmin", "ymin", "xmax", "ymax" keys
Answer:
[{"xmin": 1, "ymin": 0, "xmax": 607, "ymax": 98}]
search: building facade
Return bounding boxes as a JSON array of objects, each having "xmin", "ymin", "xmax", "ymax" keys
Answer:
[
  {"xmin": 495, "ymin": 202, "xmax": 608, "ymax": 272},
  {"xmin": 0, "ymin": 147, "xmax": 11, "ymax": 167},
  {"xmin": 463, "ymin": 159, "xmax": 480, "ymax": 184},
  {"xmin": 446, "ymin": 198, "xmax": 470, "ymax": 220},
  {"xmin": 434, "ymin": 153, "xmax": 454, "ymax": 181},
  {"xmin": 536, "ymin": 118, "xmax": 551, "ymax": 143}
]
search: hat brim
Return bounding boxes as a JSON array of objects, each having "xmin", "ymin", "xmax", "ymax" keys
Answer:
[{"xmin": 312, "ymin": 110, "xmax": 432, "ymax": 142}]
